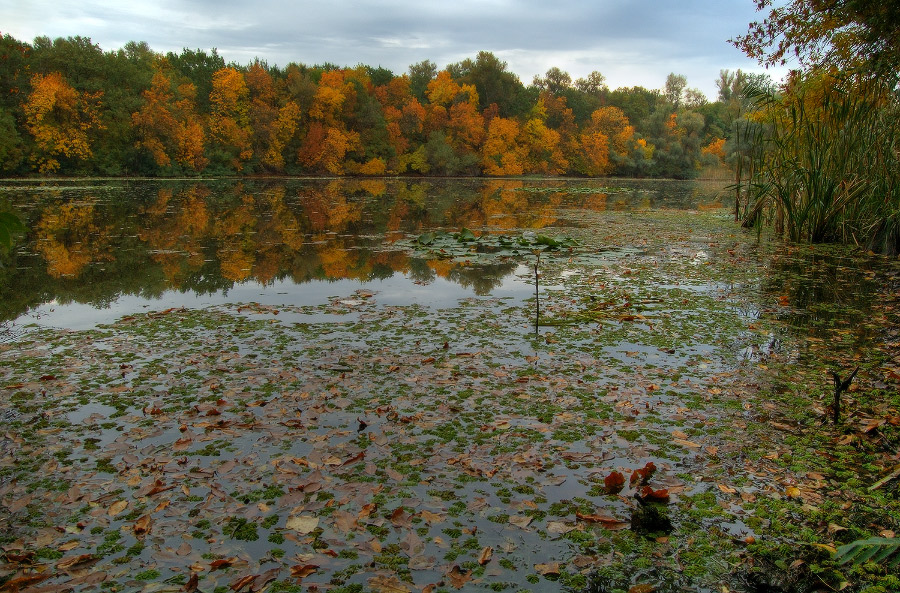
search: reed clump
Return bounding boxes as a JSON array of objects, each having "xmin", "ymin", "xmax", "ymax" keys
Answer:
[{"xmin": 737, "ymin": 71, "xmax": 900, "ymax": 255}]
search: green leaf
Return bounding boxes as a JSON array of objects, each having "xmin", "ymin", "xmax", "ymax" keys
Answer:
[
  {"xmin": 835, "ymin": 537, "xmax": 900, "ymax": 567},
  {"xmin": 455, "ymin": 228, "xmax": 477, "ymax": 242},
  {"xmin": 417, "ymin": 232, "xmax": 436, "ymax": 246}
]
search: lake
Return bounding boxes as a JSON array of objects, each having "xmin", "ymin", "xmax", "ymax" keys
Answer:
[
  {"xmin": 1, "ymin": 177, "xmax": 730, "ymax": 331},
  {"xmin": 2, "ymin": 177, "xmax": 897, "ymax": 593}
]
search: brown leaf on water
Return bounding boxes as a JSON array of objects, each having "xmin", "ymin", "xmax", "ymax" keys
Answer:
[
  {"xmin": 628, "ymin": 585, "xmax": 656, "ymax": 593},
  {"xmin": 285, "ymin": 514, "xmax": 319, "ymax": 534},
  {"xmin": 419, "ymin": 509, "xmax": 444, "ymax": 524},
  {"xmin": 210, "ymin": 557, "xmax": 237, "ymax": 570},
  {"xmin": 717, "ymin": 484, "xmax": 737, "ymax": 495},
  {"xmin": 368, "ymin": 574, "xmax": 412, "ymax": 593},
  {"xmin": 390, "ymin": 507, "xmax": 412, "ymax": 528},
  {"xmin": 447, "ymin": 565, "xmax": 472, "ymax": 589},
  {"xmin": 133, "ymin": 514, "xmax": 152, "ymax": 535},
  {"xmin": 575, "ymin": 512, "xmax": 630, "ymax": 530},
  {"xmin": 0, "ymin": 574, "xmax": 50, "ymax": 591},
  {"xmin": 534, "ymin": 562, "xmax": 561, "ymax": 576},
  {"xmin": 229, "ymin": 574, "xmax": 257, "ymax": 592},
  {"xmin": 638, "ymin": 486, "xmax": 670, "ymax": 503},
  {"xmin": 604, "ymin": 470, "xmax": 625, "ymax": 494},
  {"xmin": 183, "ymin": 572, "xmax": 199, "ymax": 592},
  {"xmin": 509, "ymin": 515, "xmax": 532, "ymax": 528},
  {"xmin": 108, "ymin": 500, "xmax": 128, "ymax": 517},
  {"xmin": 478, "ymin": 546, "xmax": 493, "ymax": 565},
  {"xmin": 333, "ymin": 510, "xmax": 358, "ymax": 532},
  {"xmin": 290, "ymin": 564, "xmax": 318, "ymax": 578},
  {"xmin": 56, "ymin": 553, "xmax": 95, "ymax": 570}
]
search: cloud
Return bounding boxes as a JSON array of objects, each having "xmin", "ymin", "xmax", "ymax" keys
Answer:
[{"xmin": 3, "ymin": 0, "xmax": 787, "ymax": 98}]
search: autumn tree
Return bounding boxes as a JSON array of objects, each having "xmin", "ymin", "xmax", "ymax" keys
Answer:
[
  {"xmin": 731, "ymin": 0, "xmax": 900, "ymax": 78},
  {"xmin": 482, "ymin": 117, "xmax": 525, "ymax": 176},
  {"xmin": 24, "ymin": 72, "xmax": 104, "ymax": 173},
  {"xmin": 207, "ymin": 67, "xmax": 253, "ymax": 171},
  {"xmin": 132, "ymin": 69, "xmax": 209, "ymax": 172}
]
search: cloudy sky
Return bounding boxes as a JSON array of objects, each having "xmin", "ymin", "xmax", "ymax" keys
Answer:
[{"xmin": 3, "ymin": 0, "xmax": 789, "ymax": 99}]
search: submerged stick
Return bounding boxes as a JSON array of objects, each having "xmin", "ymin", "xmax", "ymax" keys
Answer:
[
  {"xmin": 831, "ymin": 366, "xmax": 859, "ymax": 424},
  {"xmin": 534, "ymin": 251, "xmax": 540, "ymax": 335}
]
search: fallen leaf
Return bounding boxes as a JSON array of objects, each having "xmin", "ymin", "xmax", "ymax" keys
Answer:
[
  {"xmin": 183, "ymin": 571, "xmax": 199, "ymax": 592},
  {"xmin": 604, "ymin": 470, "xmax": 625, "ymax": 494},
  {"xmin": 509, "ymin": 515, "xmax": 532, "ymax": 528},
  {"xmin": 546, "ymin": 520, "xmax": 576, "ymax": 534},
  {"xmin": 628, "ymin": 585, "xmax": 656, "ymax": 593},
  {"xmin": 419, "ymin": 509, "xmax": 443, "ymax": 524},
  {"xmin": 229, "ymin": 574, "xmax": 257, "ymax": 592},
  {"xmin": 368, "ymin": 574, "xmax": 412, "ymax": 593},
  {"xmin": 290, "ymin": 564, "xmax": 318, "ymax": 578},
  {"xmin": 638, "ymin": 486, "xmax": 670, "ymax": 503},
  {"xmin": 534, "ymin": 562, "xmax": 561, "ymax": 576},
  {"xmin": 57, "ymin": 554, "xmax": 95, "ymax": 570},
  {"xmin": 478, "ymin": 546, "xmax": 493, "ymax": 565},
  {"xmin": 447, "ymin": 565, "xmax": 472, "ymax": 589},
  {"xmin": 285, "ymin": 515, "xmax": 319, "ymax": 534},
  {"xmin": 210, "ymin": 557, "xmax": 237, "ymax": 570},
  {"xmin": 785, "ymin": 486, "xmax": 802, "ymax": 498},
  {"xmin": 133, "ymin": 514, "xmax": 152, "ymax": 535},
  {"xmin": 575, "ymin": 512, "xmax": 630, "ymax": 529},
  {"xmin": 108, "ymin": 500, "xmax": 128, "ymax": 517},
  {"xmin": 717, "ymin": 484, "xmax": 737, "ymax": 494}
]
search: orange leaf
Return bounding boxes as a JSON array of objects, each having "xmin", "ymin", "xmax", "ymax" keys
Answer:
[
  {"xmin": 638, "ymin": 486, "xmax": 670, "ymax": 503},
  {"xmin": 604, "ymin": 470, "xmax": 625, "ymax": 493}
]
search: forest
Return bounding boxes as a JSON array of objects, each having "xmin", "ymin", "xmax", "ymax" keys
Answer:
[{"xmin": 0, "ymin": 34, "xmax": 751, "ymax": 179}]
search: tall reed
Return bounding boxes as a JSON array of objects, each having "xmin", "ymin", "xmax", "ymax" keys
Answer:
[{"xmin": 739, "ymin": 74, "xmax": 900, "ymax": 254}]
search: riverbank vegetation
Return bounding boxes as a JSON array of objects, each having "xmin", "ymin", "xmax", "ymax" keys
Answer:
[{"xmin": 730, "ymin": 0, "xmax": 900, "ymax": 254}]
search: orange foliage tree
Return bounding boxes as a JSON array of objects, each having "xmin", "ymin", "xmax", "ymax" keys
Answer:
[
  {"xmin": 132, "ymin": 70, "xmax": 208, "ymax": 172},
  {"xmin": 24, "ymin": 72, "xmax": 104, "ymax": 173},
  {"xmin": 482, "ymin": 117, "xmax": 525, "ymax": 176}
]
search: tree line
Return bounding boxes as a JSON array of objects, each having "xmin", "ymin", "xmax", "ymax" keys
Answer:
[{"xmin": 0, "ymin": 34, "xmax": 760, "ymax": 179}]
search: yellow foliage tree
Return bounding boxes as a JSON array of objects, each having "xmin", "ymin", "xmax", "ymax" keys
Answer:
[
  {"xmin": 24, "ymin": 72, "xmax": 104, "ymax": 173},
  {"xmin": 208, "ymin": 67, "xmax": 253, "ymax": 170}
]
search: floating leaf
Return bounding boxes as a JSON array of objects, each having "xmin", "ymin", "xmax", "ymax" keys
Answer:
[
  {"xmin": 478, "ymin": 546, "xmax": 493, "ymax": 565},
  {"xmin": 575, "ymin": 511, "xmax": 630, "ymax": 530},
  {"xmin": 368, "ymin": 574, "xmax": 412, "ymax": 592},
  {"xmin": 638, "ymin": 486, "xmax": 670, "ymax": 504},
  {"xmin": 447, "ymin": 565, "xmax": 472, "ymax": 589},
  {"xmin": 108, "ymin": 500, "xmax": 128, "ymax": 517},
  {"xmin": 604, "ymin": 470, "xmax": 625, "ymax": 494},
  {"xmin": 534, "ymin": 562, "xmax": 561, "ymax": 576},
  {"xmin": 286, "ymin": 515, "xmax": 319, "ymax": 534},
  {"xmin": 290, "ymin": 564, "xmax": 319, "ymax": 578}
]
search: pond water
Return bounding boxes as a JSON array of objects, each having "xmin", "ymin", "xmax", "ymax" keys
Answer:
[
  {"xmin": 2, "ymin": 177, "xmax": 897, "ymax": 593},
  {"xmin": 1, "ymin": 177, "xmax": 730, "ymax": 330}
]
